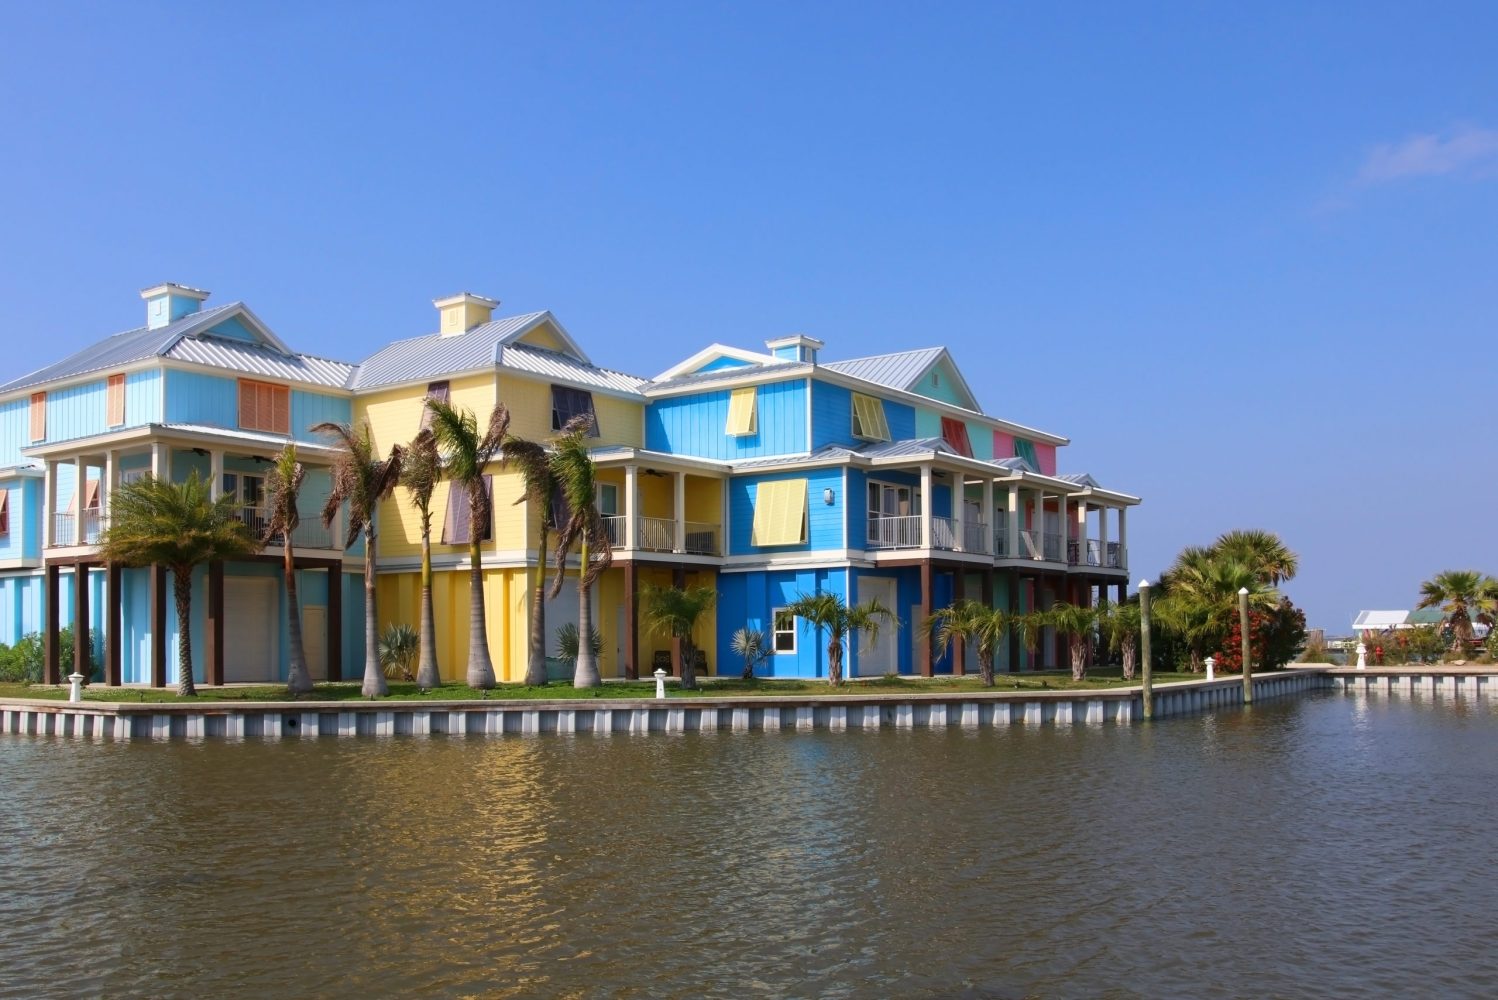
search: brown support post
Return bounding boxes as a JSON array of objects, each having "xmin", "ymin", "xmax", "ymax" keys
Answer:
[
  {"xmin": 150, "ymin": 564, "xmax": 167, "ymax": 688},
  {"xmin": 44, "ymin": 562, "xmax": 61, "ymax": 685},
  {"xmin": 73, "ymin": 561, "xmax": 90, "ymax": 681},
  {"xmin": 326, "ymin": 565, "xmax": 343, "ymax": 682},
  {"xmin": 106, "ymin": 562, "xmax": 123, "ymax": 686},
  {"xmin": 1008, "ymin": 569, "xmax": 1021, "ymax": 673},
  {"xmin": 951, "ymin": 570, "xmax": 966, "ymax": 675},
  {"xmin": 623, "ymin": 561, "xmax": 639, "ymax": 680},
  {"xmin": 206, "ymin": 561, "xmax": 225, "ymax": 686},
  {"xmin": 919, "ymin": 560, "xmax": 934, "ymax": 677}
]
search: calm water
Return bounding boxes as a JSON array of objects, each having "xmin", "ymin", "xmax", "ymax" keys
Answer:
[{"xmin": 2, "ymin": 694, "xmax": 1496, "ymax": 999}]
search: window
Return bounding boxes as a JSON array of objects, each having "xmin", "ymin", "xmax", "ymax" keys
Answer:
[
  {"xmin": 551, "ymin": 385, "xmax": 598, "ymax": 436},
  {"xmin": 442, "ymin": 475, "xmax": 493, "ymax": 544},
  {"xmin": 106, "ymin": 374, "xmax": 126, "ymax": 427},
  {"xmin": 773, "ymin": 609, "xmax": 797, "ymax": 654},
  {"xmin": 940, "ymin": 416, "xmax": 973, "ymax": 457},
  {"xmin": 0, "ymin": 489, "xmax": 9, "ymax": 536},
  {"xmin": 750, "ymin": 478, "xmax": 808, "ymax": 547},
  {"xmin": 867, "ymin": 481, "xmax": 919, "ymax": 517},
  {"xmin": 851, "ymin": 393, "xmax": 890, "ymax": 442},
  {"xmin": 725, "ymin": 386, "xmax": 757, "ymax": 436},
  {"xmin": 1014, "ymin": 437, "xmax": 1039, "ymax": 469},
  {"xmin": 29, "ymin": 392, "xmax": 45, "ymax": 442},
  {"xmin": 419, "ymin": 381, "xmax": 450, "ymax": 431},
  {"xmin": 121, "ymin": 469, "xmax": 148, "ymax": 486},
  {"xmin": 597, "ymin": 483, "xmax": 619, "ymax": 516},
  {"xmin": 238, "ymin": 379, "xmax": 290, "ymax": 434}
]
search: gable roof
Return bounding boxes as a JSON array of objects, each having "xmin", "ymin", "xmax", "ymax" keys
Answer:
[
  {"xmin": 0, "ymin": 302, "xmax": 321, "ymax": 397},
  {"xmin": 644, "ymin": 360, "xmax": 812, "ymax": 393},
  {"xmin": 654, "ymin": 343, "xmax": 776, "ymax": 381},
  {"xmin": 348, "ymin": 310, "xmax": 645, "ymax": 394},
  {"xmin": 167, "ymin": 334, "xmax": 356, "ymax": 389},
  {"xmin": 822, "ymin": 347, "xmax": 980, "ymax": 411}
]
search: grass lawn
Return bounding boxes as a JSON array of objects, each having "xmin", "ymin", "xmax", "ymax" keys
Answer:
[{"xmin": 0, "ymin": 668, "xmax": 1212, "ymax": 704}]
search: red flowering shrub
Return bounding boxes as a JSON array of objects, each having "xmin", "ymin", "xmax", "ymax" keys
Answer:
[{"xmin": 1215, "ymin": 598, "xmax": 1307, "ymax": 672}]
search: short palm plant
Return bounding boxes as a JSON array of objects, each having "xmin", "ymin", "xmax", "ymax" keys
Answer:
[
  {"xmin": 1010, "ymin": 608, "xmax": 1050, "ymax": 671},
  {"xmin": 261, "ymin": 445, "xmax": 314, "ymax": 695},
  {"xmin": 1047, "ymin": 602, "xmax": 1097, "ymax": 681},
  {"xmin": 400, "ymin": 428, "xmax": 442, "ymax": 690},
  {"xmin": 378, "ymin": 623, "xmax": 419, "ymax": 681},
  {"xmin": 731, "ymin": 627, "xmax": 771, "ymax": 680},
  {"xmin": 100, "ymin": 472, "xmax": 257, "ymax": 697},
  {"xmin": 315, "ymin": 420, "xmax": 405, "ymax": 698},
  {"xmin": 1416, "ymin": 570, "xmax": 1498, "ymax": 653},
  {"xmin": 1096, "ymin": 599, "xmax": 1143, "ymax": 680},
  {"xmin": 927, "ymin": 599, "xmax": 1008, "ymax": 686},
  {"xmin": 783, "ymin": 592, "xmax": 895, "ymax": 686},
  {"xmin": 642, "ymin": 584, "xmax": 717, "ymax": 689}
]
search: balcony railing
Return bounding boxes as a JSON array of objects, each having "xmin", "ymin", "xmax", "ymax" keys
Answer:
[
  {"xmin": 930, "ymin": 516, "xmax": 957, "ymax": 550},
  {"xmin": 51, "ymin": 510, "xmax": 104, "ymax": 548},
  {"xmin": 994, "ymin": 527, "xmax": 1008, "ymax": 557},
  {"xmin": 239, "ymin": 509, "xmax": 335, "ymax": 549},
  {"xmin": 1066, "ymin": 538, "xmax": 1127, "ymax": 569},
  {"xmin": 867, "ymin": 514, "xmax": 920, "ymax": 549},
  {"xmin": 1043, "ymin": 532, "xmax": 1062, "ymax": 562},
  {"xmin": 603, "ymin": 515, "xmax": 626, "ymax": 547},
  {"xmin": 637, "ymin": 516, "xmax": 676, "ymax": 553},
  {"xmin": 963, "ymin": 520, "xmax": 989, "ymax": 554},
  {"xmin": 1019, "ymin": 528, "xmax": 1041, "ymax": 559},
  {"xmin": 1107, "ymin": 542, "xmax": 1125, "ymax": 569},
  {"xmin": 682, "ymin": 521, "xmax": 721, "ymax": 556}
]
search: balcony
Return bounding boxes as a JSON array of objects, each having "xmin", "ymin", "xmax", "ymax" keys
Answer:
[
  {"xmin": 1067, "ymin": 538, "xmax": 1127, "ymax": 570},
  {"xmin": 236, "ymin": 508, "xmax": 335, "ymax": 550},
  {"xmin": 963, "ymin": 520, "xmax": 989, "ymax": 555},
  {"xmin": 867, "ymin": 514, "xmax": 920, "ymax": 549},
  {"xmin": 51, "ymin": 511, "xmax": 104, "ymax": 548},
  {"xmin": 606, "ymin": 515, "xmax": 723, "ymax": 557},
  {"xmin": 682, "ymin": 521, "xmax": 721, "ymax": 557},
  {"xmin": 637, "ymin": 516, "xmax": 676, "ymax": 553},
  {"xmin": 603, "ymin": 515, "xmax": 626, "ymax": 547}
]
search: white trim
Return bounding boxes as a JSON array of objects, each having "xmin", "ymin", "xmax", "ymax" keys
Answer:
[
  {"xmin": 772, "ymin": 607, "xmax": 798, "ymax": 655},
  {"xmin": 655, "ymin": 343, "xmax": 775, "ymax": 381}
]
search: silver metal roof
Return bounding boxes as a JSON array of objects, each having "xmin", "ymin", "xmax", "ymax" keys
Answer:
[
  {"xmin": 167, "ymin": 335, "xmax": 356, "ymax": 389},
  {"xmin": 821, "ymin": 348, "xmax": 945, "ymax": 392},
  {"xmin": 644, "ymin": 361, "xmax": 811, "ymax": 392},
  {"xmin": 498, "ymin": 343, "xmax": 647, "ymax": 394}
]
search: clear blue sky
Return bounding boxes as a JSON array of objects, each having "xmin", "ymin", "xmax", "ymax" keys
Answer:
[{"xmin": 3, "ymin": 2, "xmax": 1495, "ymax": 632}]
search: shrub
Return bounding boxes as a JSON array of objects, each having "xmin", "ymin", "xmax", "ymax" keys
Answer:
[
  {"xmin": 1216, "ymin": 598, "xmax": 1307, "ymax": 672},
  {"xmin": 0, "ymin": 628, "xmax": 87, "ymax": 684},
  {"xmin": 377, "ymin": 624, "xmax": 419, "ymax": 680}
]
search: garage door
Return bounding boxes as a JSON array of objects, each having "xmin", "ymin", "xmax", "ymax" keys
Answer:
[{"xmin": 225, "ymin": 577, "xmax": 277, "ymax": 683}]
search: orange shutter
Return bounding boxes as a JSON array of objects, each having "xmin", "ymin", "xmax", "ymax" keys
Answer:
[
  {"xmin": 29, "ymin": 392, "xmax": 45, "ymax": 442},
  {"xmin": 270, "ymin": 384, "xmax": 290, "ymax": 434},
  {"xmin": 239, "ymin": 379, "xmax": 258, "ymax": 429},
  {"xmin": 84, "ymin": 479, "xmax": 101, "ymax": 510},
  {"xmin": 0, "ymin": 490, "xmax": 9, "ymax": 534},
  {"xmin": 106, "ymin": 374, "xmax": 126, "ymax": 426}
]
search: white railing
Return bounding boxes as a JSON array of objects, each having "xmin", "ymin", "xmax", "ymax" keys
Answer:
[
  {"xmin": 963, "ymin": 520, "xmax": 989, "ymax": 554},
  {"xmin": 1043, "ymin": 532, "xmax": 1062, "ymax": 562},
  {"xmin": 603, "ymin": 515, "xmax": 626, "ymax": 547},
  {"xmin": 682, "ymin": 521, "xmax": 721, "ymax": 556},
  {"xmin": 637, "ymin": 516, "xmax": 676, "ymax": 553},
  {"xmin": 1107, "ymin": 542, "xmax": 1125, "ymax": 569},
  {"xmin": 243, "ymin": 509, "xmax": 336, "ymax": 549},
  {"xmin": 867, "ymin": 514, "xmax": 920, "ymax": 549},
  {"xmin": 51, "ymin": 511, "xmax": 105, "ymax": 547},
  {"xmin": 1019, "ymin": 528, "xmax": 1041, "ymax": 559},
  {"xmin": 930, "ymin": 516, "xmax": 957, "ymax": 550},
  {"xmin": 994, "ymin": 527, "xmax": 1009, "ymax": 557}
]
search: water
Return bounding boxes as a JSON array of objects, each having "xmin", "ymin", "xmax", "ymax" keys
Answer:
[{"xmin": 2, "ymin": 693, "xmax": 1496, "ymax": 998}]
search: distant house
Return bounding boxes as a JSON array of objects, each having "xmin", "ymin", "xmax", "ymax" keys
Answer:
[{"xmin": 1352, "ymin": 608, "xmax": 1488, "ymax": 638}]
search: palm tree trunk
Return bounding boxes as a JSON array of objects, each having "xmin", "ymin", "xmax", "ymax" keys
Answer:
[
  {"xmin": 1070, "ymin": 636, "xmax": 1087, "ymax": 681},
  {"xmin": 466, "ymin": 533, "xmax": 496, "ymax": 688},
  {"xmin": 415, "ymin": 527, "xmax": 440, "ymax": 690},
  {"xmin": 524, "ymin": 523, "xmax": 549, "ymax": 686},
  {"xmin": 573, "ymin": 540, "xmax": 601, "ymax": 688},
  {"xmin": 1122, "ymin": 637, "xmax": 1137, "ymax": 680},
  {"xmin": 979, "ymin": 651, "xmax": 994, "ymax": 687},
  {"xmin": 680, "ymin": 635, "xmax": 698, "ymax": 690},
  {"xmin": 362, "ymin": 526, "xmax": 387, "ymax": 698},
  {"xmin": 828, "ymin": 637, "xmax": 844, "ymax": 686},
  {"xmin": 285, "ymin": 544, "xmax": 313, "ymax": 695},
  {"xmin": 172, "ymin": 567, "xmax": 196, "ymax": 698}
]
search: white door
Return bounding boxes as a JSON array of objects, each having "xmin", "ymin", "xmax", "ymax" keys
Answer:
[
  {"xmin": 855, "ymin": 577, "xmax": 899, "ymax": 677},
  {"xmin": 224, "ymin": 577, "xmax": 276, "ymax": 683},
  {"xmin": 303, "ymin": 606, "xmax": 327, "ymax": 681}
]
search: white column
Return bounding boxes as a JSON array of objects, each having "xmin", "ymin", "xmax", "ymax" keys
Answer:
[
  {"xmin": 920, "ymin": 463, "xmax": 933, "ymax": 549},
  {"xmin": 1075, "ymin": 498, "xmax": 1087, "ymax": 564},
  {"xmin": 1118, "ymin": 507, "xmax": 1128, "ymax": 569},
  {"xmin": 624, "ymin": 465, "xmax": 639, "ymax": 550},
  {"xmin": 982, "ymin": 478, "xmax": 994, "ymax": 556},
  {"xmin": 209, "ymin": 449, "xmax": 225, "ymax": 501},
  {"xmin": 1006, "ymin": 482, "xmax": 1019, "ymax": 559},
  {"xmin": 1032, "ymin": 490, "xmax": 1045, "ymax": 560},
  {"xmin": 952, "ymin": 473, "xmax": 965, "ymax": 551},
  {"xmin": 1100, "ymin": 503, "xmax": 1110, "ymax": 564},
  {"xmin": 42, "ymin": 460, "xmax": 57, "ymax": 549},
  {"xmin": 150, "ymin": 442, "xmax": 169, "ymax": 480},
  {"xmin": 103, "ymin": 450, "xmax": 116, "ymax": 527},
  {"xmin": 673, "ymin": 470, "xmax": 686, "ymax": 553}
]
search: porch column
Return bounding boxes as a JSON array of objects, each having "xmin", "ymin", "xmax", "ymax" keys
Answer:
[
  {"xmin": 103, "ymin": 450, "xmax": 116, "ymax": 523},
  {"xmin": 1100, "ymin": 503, "xmax": 1110, "ymax": 566},
  {"xmin": 1032, "ymin": 490, "xmax": 1045, "ymax": 559},
  {"xmin": 106, "ymin": 562, "xmax": 122, "ymax": 685},
  {"xmin": 150, "ymin": 564, "xmax": 167, "ymax": 687},
  {"xmin": 951, "ymin": 571, "xmax": 966, "ymax": 675},
  {"xmin": 1075, "ymin": 498, "xmax": 1087, "ymax": 565},
  {"xmin": 206, "ymin": 561, "xmax": 225, "ymax": 685},
  {"xmin": 73, "ymin": 561, "xmax": 90, "ymax": 680},
  {"xmin": 981, "ymin": 478, "xmax": 994, "ymax": 555},
  {"xmin": 44, "ymin": 562, "xmax": 61, "ymax": 685},
  {"xmin": 919, "ymin": 559, "xmax": 934, "ymax": 677},
  {"xmin": 623, "ymin": 561, "xmax": 639, "ymax": 679},
  {"xmin": 672, "ymin": 471, "xmax": 685, "ymax": 553},
  {"xmin": 952, "ymin": 475, "xmax": 966, "ymax": 551},
  {"xmin": 1006, "ymin": 482, "xmax": 1019, "ymax": 560},
  {"xmin": 326, "ymin": 565, "xmax": 343, "ymax": 682},
  {"xmin": 42, "ymin": 461, "xmax": 57, "ymax": 549},
  {"xmin": 74, "ymin": 455, "xmax": 87, "ymax": 542},
  {"xmin": 920, "ymin": 463, "xmax": 933, "ymax": 549},
  {"xmin": 1118, "ymin": 507, "xmax": 1128, "ymax": 570},
  {"xmin": 209, "ymin": 449, "xmax": 225, "ymax": 501},
  {"xmin": 150, "ymin": 442, "xmax": 169, "ymax": 480},
  {"xmin": 624, "ymin": 465, "xmax": 639, "ymax": 550}
]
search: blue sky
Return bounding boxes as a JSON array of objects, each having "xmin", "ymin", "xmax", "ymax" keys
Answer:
[{"xmin": 2, "ymin": 2, "xmax": 1495, "ymax": 631}]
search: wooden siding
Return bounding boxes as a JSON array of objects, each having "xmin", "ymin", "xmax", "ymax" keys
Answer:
[
  {"xmin": 646, "ymin": 378, "xmax": 806, "ymax": 459},
  {"xmin": 729, "ymin": 467, "xmax": 844, "ymax": 555},
  {"xmin": 810, "ymin": 379, "xmax": 915, "ymax": 450}
]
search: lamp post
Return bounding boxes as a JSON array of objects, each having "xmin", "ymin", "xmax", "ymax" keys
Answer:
[
  {"xmin": 1239, "ymin": 587, "xmax": 1252, "ymax": 705},
  {"xmin": 1138, "ymin": 579, "xmax": 1152, "ymax": 721},
  {"xmin": 1204, "ymin": 655, "xmax": 1215, "ymax": 682}
]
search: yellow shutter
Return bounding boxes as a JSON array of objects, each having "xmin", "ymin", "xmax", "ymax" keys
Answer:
[
  {"xmin": 751, "ymin": 479, "xmax": 808, "ymax": 546},
  {"xmin": 851, "ymin": 394, "xmax": 890, "ymax": 442},
  {"xmin": 726, "ymin": 386, "xmax": 757, "ymax": 436}
]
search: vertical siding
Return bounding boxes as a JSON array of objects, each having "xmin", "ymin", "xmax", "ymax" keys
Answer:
[
  {"xmin": 125, "ymin": 369, "xmax": 164, "ymax": 425},
  {"xmin": 164, "ymin": 369, "xmax": 238, "ymax": 427},
  {"xmin": 0, "ymin": 397, "xmax": 27, "ymax": 466},
  {"xmin": 696, "ymin": 356, "xmax": 752, "ymax": 373},
  {"xmin": 291, "ymin": 390, "xmax": 352, "ymax": 438},
  {"xmin": 727, "ymin": 468, "xmax": 843, "ymax": 555},
  {"xmin": 714, "ymin": 567, "xmax": 846, "ymax": 678},
  {"xmin": 645, "ymin": 378, "xmax": 807, "ymax": 459},
  {"xmin": 811, "ymin": 380, "xmax": 914, "ymax": 449},
  {"xmin": 42, "ymin": 380, "xmax": 107, "ymax": 443},
  {"xmin": 908, "ymin": 357, "xmax": 969, "ymax": 406}
]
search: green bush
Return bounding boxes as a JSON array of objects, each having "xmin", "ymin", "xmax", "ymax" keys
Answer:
[{"xmin": 0, "ymin": 627, "xmax": 90, "ymax": 684}]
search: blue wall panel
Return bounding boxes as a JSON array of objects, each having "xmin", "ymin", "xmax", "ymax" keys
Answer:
[
  {"xmin": 291, "ymin": 391, "xmax": 351, "ymax": 439},
  {"xmin": 0, "ymin": 398, "xmax": 27, "ymax": 467},
  {"xmin": 715, "ymin": 567, "xmax": 847, "ymax": 678},
  {"xmin": 810, "ymin": 380, "xmax": 915, "ymax": 450},
  {"xmin": 125, "ymin": 369, "xmax": 164, "ymax": 426},
  {"xmin": 43, "ymin": 380, "xmax": 106, "ymax": 443},
  {"xmin": 728, "ymin": 468, "xmax": 844, "ymax": 555},
  {"xmin": 645, "ymin": 378, "xmax": 807, "ymax": 460},
  {"xmin": 164, "ymin": 369, "xmax": 238, "ymax": 428}
]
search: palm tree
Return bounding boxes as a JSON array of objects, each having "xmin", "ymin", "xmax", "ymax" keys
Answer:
[
  {"xmin": 262, "ymin": 446, "xmax": 313, "ymax": 695},
  {"xmin": 1011, "ymin": 608, "xmax": 1049, "ymax": 671},
  {"xmin": 400, "ymin": 428, "xmax": 442, "ymax": 690},
  {"xmin": 426, "ymin": 400, "xmax": 508, "ymax": 690},
  {"xmin": 495, "ymin": 415, "xmax": 556, "ymax": 686},
  {"xmin": 641, "ymin": 584, "xmax": 717, "ymax": 689},
  {"xmin": 1096, "ymin": 599, "xmax": 1143, "ymax": 680},
  {"xmin": 1155, "ymin": 545, "xmax": 1278, "ymax": 671},
  {"xmin": 1213, "ymin": 529, "xmax": 1299, "ymax": 586},
  {"xmin": 783, "ymin": 591, "xmax": 895, "ymax": 686},
  {"xmin": 378, "ymin": 623, "xmax": 419, "ymax": 680},
  {"xmin": 1046, "ymin": 602, "xmax": 1097, "ymax": 682},
  {"xmin": 550, "ymin": 419, "xmax": 613, "ymax": 688},
  {"xmin": 99, "ymin": 472, "xmax": 257, "ymax": 697},
  {"xmin": 731, "ymin": 627, "xmax": 771, "ymax": 680},
  {"xmin": 315, "ymin": 420, "xmax": 405, "ymax": 698},
  {"xmin": 1416, "ymin": 570, "xmax": 1498, "ymax": 652},
  {"xmin": 927, "ymin": 599, "xmax": 1007, "ymax": 686}
]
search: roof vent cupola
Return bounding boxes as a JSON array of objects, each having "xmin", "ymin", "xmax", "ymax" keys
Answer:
[
  {"xmin": 140, "ymin": 283, "xmax": 210, "ymax": 330},
  {"xmin": 435, "ymin": 292, "xmax": 499, "ymax": 337},
  {"xmin": 764, "ymin": 333, "xmax": 824, "ymax": 365}
]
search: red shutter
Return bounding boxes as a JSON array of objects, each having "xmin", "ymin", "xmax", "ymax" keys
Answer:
[{"xmin": 940, "ymin": 417, "xmax": 973, "ymax": 457}]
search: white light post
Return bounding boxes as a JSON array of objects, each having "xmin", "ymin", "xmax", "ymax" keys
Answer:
[
  {"xmin": 1138, "ymin": 579, "xmax": 1153, "ymax": 721},
  {"xmin": 1204, "ymin": 656, "xmax": 1215, "ymax": 682},
  {"xmin": 67, "ymin": 672, "xmax": 85, "ymax": 703},
  {"xmin": 1356, "ymin": 643, "xmax": 1367, "ymax": 670},
  {"xmin": 654, "ymin": 668, "xmax": 667, "ymax": 699}
]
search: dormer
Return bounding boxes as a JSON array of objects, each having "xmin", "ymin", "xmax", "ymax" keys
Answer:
[
  {"xmin": 764, "ymin": 334, "xmax": 824, "ymax": 365},
  {"xmin": 435, "ymin": 292, "xmax": 499, "ymax": 337},
  {"xmin": 141, "ymin": 283, "xmax": 210, "ymax": 330}
]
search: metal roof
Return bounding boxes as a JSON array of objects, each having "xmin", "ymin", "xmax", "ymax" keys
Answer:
[
  {"xmin": 821, "ymin": 348, "xmax": 945, "ymax": 391},
  {"xmin": 166, "ymin": 334, "xmax": 355, "ymax": 389},
  {"xmin": 349, "ymin": 311, "xmax": 647, "ymax": 393},
  {"xmin": 645, "ymin": 360, "xmax": 811, "ymax": 392},
  {"xmin": 0, "ymin": 302, "xmax": 242, "ymax": 396},
  {"xmin": 1352, "ymin": 610, "xmax": 1411, "ymax": 630}
]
